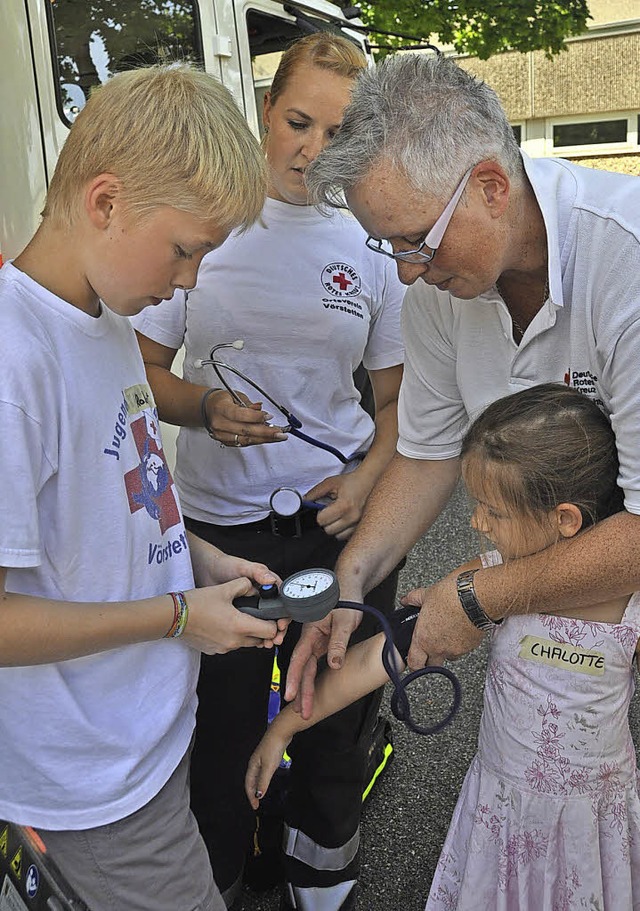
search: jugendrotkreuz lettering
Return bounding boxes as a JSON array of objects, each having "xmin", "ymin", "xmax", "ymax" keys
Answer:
[{"xmin": 519, "ymin": 635, "xmax": 605, "ymax": 676}]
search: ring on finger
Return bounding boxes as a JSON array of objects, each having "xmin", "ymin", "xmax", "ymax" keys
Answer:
[{"xmin": 234, "ymin": 433, "xmax": 242, "ymax": 447}]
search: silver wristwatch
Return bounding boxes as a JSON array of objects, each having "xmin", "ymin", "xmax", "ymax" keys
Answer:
[{"xmin": 456, "ymin": 569, "xmax": 502, "ymax": 632}]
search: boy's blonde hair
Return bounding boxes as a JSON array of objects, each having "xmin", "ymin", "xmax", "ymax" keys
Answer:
[
  {"xmin": 269, "ymin": 33, "xmax": 367, "ymax": 107},
  {"xmin": 44, "ymin": 64, "xmax": 266, "ymax": 231}
]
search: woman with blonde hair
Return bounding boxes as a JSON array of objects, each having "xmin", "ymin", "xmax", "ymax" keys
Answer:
[{"xmin": 133, "ymin": 33, "xmax": 404, "ymax": 911}]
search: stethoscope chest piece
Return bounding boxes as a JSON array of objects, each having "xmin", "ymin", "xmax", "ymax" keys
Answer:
[{"xmin": 270, "ymin": 487, "xmax": 304, "ymax": 517}]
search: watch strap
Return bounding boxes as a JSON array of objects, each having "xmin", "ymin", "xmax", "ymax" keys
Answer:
[{"xmin": 456, "ymin": 569, "xmax": 502, "ymax": 632}]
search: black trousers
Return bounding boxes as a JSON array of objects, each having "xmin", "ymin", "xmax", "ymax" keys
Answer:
[{"xmin": 186, "ymin": 515, "xmax": 399, "ymax": 900}]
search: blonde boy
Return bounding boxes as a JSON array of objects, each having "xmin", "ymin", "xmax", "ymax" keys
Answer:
[{"xmin": 0, "ymin": 65, "xmax": 280, "ymax": 911}]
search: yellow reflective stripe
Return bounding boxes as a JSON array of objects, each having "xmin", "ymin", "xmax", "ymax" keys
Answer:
[{"xmin": 361, "ymin": 742, "xmax": 394, "ymax": 802}]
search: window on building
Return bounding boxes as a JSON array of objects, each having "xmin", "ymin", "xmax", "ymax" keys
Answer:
[
  {"xmin": 46, "ymin": 0, "xmax": 204, "ymax": 125},
  {"xmin": 553, "ymin": 119, "xmax": 627, "ymax": 148},
  {"xmin": 541, "ymin": 112, "xmax": 640, "ymax": 158}
]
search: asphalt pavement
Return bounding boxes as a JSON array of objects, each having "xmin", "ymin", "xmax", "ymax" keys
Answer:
[{"xmin": 239, "ymin": 482, "xmax": 640, "ymax": 911}]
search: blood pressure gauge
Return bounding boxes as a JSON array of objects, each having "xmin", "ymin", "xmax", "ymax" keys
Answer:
[{"xmin": 234, "ymin": 568, "xmax": 340, "ymax": 622}]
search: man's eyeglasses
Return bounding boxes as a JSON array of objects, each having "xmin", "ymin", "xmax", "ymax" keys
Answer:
[{"xmin": 365, "ymin": 166, "xmax": 473, "ymax": 264}]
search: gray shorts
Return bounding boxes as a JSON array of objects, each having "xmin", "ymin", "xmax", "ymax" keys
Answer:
[{"xmin": 37, "ymin": 748, "xmax": 225, "ymax": 911}]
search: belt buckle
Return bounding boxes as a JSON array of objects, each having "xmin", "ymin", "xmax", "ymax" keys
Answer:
[{"xmin": 269, "ymin": 511, "xmax": 303, "ymax": 538}]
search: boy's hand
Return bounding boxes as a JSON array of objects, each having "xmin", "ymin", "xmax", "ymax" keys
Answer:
[
  {"xmin": 196, "ymin": 548, "xmax": 281, "ymax": 590},
  {"xmin": 182, "ymin": 578, "xmax": 287, "ymax": 654},
  {"xmin": 245, "ymin": 726, "xmax": 292, "ymax": 810}
]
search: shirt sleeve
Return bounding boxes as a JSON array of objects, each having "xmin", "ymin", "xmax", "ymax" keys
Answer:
[
  {"xmin": 587, "ymin": 222, "xmax": 640, "ymax": 515},
  {"xmin": 480, "ymin": 550, "xmax": 503, "ymax": 568},
  {"xmin": 0, "ymin": 402, "xmax": 54, "ymax": 567},
  {"xmin": 599, "ymin": 315, "xmax": 640, "ymax": 515},
  {"xmin": 129, "ymin": 290, "xmax": 188, "ymax": 351},
  {"xmin": 361, "ymin": 256, "xmax": 405, "ymax": 372}
]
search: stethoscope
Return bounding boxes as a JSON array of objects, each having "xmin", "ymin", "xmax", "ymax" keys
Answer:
[
  {"xmin": 194, "ymin": 341, "xmax": 367, "ymax": 466},
  {"xmin": 269, "ymin": 486, "xmax": 326, "ymax": 516}
]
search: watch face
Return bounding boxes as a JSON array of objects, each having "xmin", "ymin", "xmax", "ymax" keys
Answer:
[{"xmin": 281, "ymin": 570, "xmax": 336, "ymax": 599}]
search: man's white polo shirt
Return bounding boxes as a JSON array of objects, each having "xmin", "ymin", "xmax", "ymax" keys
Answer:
[{"xmin": 398, "ymin": 152, "xmax": 640, "ymax": 513}]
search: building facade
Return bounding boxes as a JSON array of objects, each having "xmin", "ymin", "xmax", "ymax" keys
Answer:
[{"xmin": 456, "ymin": 0, "xmax": 640, "ymax": 174}]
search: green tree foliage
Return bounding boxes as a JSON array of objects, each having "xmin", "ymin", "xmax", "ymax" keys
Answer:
[{"xmin": 358, "ymin": 0, "xmax": 591, "ymax": 58}]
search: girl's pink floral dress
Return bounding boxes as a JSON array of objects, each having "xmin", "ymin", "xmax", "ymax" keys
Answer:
[{"xmin": 426, "ymin": 554, "xmax": 640, "ymax": 911}]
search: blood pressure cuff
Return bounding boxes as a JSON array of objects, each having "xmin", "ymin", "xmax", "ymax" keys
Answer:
[{"xmin": 387, "ymin": 604, "xmax": 420, "ymax": 663}]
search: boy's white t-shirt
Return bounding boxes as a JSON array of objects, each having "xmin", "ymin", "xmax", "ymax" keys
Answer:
[
  {"xmin": 0, "ymin": 263, "xmax": 199, "ymax": 829},
  {"xmin": 132, "ymin": 197, "xmax": 405, "ymax": 524}
]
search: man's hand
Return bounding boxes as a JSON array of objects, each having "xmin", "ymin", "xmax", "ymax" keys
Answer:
[
  {"xmin": 404, "ymin": 575, "xmax": 484, "ymax": 671},
  {"xmin": 284, "ymin": 607, "xmax": 363, "ymax": 718}
]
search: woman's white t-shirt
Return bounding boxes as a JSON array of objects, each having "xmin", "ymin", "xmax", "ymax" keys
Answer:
[{"xmin": 133, "ymin": 198, "xmax": 405, "ymax": 524}]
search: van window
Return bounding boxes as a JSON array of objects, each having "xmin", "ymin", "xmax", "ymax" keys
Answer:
[
  {"xmin": 246, "ymin": 8, "xmax": 360, "ymax": 139},
  {"xmin": 47, "ymin": 0, "xmax": 204, "ymax": 125}
]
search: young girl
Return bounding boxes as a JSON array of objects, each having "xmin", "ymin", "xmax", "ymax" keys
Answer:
[{"xmin": 246, "ymin": 383, "xmax": 640, "ymax": 910}]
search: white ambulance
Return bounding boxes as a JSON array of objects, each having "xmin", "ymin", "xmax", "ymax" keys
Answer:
[{"xmin": 1, "ymin": 0, "xmax": 368, "ymax": 262}]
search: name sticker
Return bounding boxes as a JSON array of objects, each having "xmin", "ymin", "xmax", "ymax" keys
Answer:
[
  {"xmin": 124, "ymin": 384, "xmax": 154, "ymax": 416},
  {"xmin": 519, "ymin": 635, "xmax": 605, "ymax": 676}
]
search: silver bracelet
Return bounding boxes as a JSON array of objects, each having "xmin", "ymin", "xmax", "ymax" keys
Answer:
[{"xmin": 200, "ymin": 388, "xmax": 218, "ymax": 439}]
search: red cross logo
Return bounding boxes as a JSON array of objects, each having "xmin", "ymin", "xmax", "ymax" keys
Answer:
[
  {"xmin": 332, "ymin": 272, "xmax": 353, "ymax": 292},
  {"xmin": 125, "ymin": 414, "xmax": 181, "ymax": 535}
]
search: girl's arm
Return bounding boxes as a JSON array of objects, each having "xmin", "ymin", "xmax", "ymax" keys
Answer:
[{"xmin": 245, "ymin": 630, "xmax": 399, "ymax": 808}]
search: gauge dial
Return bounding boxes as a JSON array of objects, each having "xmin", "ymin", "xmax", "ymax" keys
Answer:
[
  {"xmin": 281, "ymin": 569, "xmax": 336, "ymax": 599},
  {"xmin": 236, "ymin": 568, "xmax": 340, "ymax": 623}
]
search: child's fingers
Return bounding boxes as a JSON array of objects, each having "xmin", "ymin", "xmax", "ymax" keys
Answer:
[
  {"xmin": 244, "ymin": 755, "xmax": 263, "ymax": 810},
  {"xmin": 245, "ymin": 753, "xmax": 277, "ymax": 810},
  {"xmin": 246, "ymin": 747, "xmax": 284, "ymax": 810}
]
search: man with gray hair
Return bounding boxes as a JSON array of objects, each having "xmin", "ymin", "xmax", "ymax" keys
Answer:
[{"xmin": 285, "ymin": 51, "xmax": 640, "ymax": 706}]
